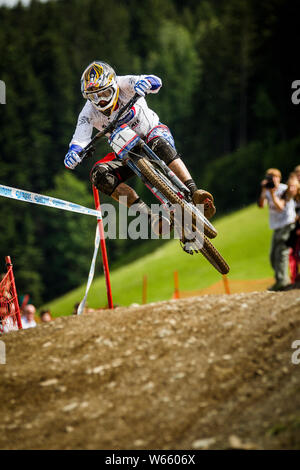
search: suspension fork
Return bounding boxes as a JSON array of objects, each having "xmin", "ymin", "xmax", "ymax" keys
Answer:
[
  {"xmin": 139, "ymin": 141, "xmax": 191, "ymax": 200},
  {"xmin": 136, "ymin": 145, "xmax": 216, "ymax": 232},
  {"xmin": 123, "ymin": 158, "xmax": 174, "ymax": 211}
]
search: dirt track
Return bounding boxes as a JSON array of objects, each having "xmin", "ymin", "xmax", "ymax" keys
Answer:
[{"xmin": 1, "ymin": 290, "xmax": 300, "ymax": 450}]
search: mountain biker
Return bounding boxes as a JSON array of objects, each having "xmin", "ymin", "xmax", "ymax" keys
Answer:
[{"xmin": 64, "ymin": 61, "xmax": 216, "ymax": 231}]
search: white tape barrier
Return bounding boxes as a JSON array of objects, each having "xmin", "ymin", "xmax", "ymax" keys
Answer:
[
  {"xmin": 0, "ymin": 184, "xmax": 102, "ymax": 219},
  {"xmin": 77, "ymin": 226, "xmax": 100, "ymax": 315},
  {"xmin": 0, "ymin": 183, "xmax": 105, "ymax": 316}
]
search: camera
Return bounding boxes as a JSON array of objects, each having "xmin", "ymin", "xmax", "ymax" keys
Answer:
[{"xmin": 263, "ymin": 174, "xmax": 275, "ymax": 189}]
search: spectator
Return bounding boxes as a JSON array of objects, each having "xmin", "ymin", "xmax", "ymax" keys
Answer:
[
  {"xmin": 258, "ymin": 168, "xmax": 297, "ymax": 291},
  {"xmin": 21, "ymin": 304, "xmax": 37, "ymax": 329},
  {"xmin": 293, "ymin": 165, "xmax": 300, "ymax": 217},
  {"xmin": 294, "ymin": 164, "xmax": 300, "ymax": 181},
  {"xmin": 39, "ymin": 309, "xmax": 52, "ymax": 323},
  {"xmin": 288, "ymin": 168, "xmax": 300, "ymax": 283}
]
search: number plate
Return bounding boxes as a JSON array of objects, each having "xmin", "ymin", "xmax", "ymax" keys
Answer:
[{"xmin": 109, "ymin": 124, "xmax": 141, "ymax": 159}]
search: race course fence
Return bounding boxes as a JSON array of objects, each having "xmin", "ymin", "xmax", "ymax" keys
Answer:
[{"xmin": 0, "ymin": 256, "xmax": 22, "ymax": 333}]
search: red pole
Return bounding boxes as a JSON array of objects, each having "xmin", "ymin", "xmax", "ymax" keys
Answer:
[
  {"xmin": 92, "ymin": 186, "xmax": 114, "ymax": 309},
  {"xmin": 173, "ymin": 271, "xmax": 180, "ymax": 299},
  {"xmin": 222, "ymin": 274, "xmax": 231, "ymax": 295},
  {"xmin": 5, "ymin": 256, "xmax": 22, "ymax": 329},
  {"xmin": 21, "ymin": 294, "xmax": 30, "ymax": 309}
]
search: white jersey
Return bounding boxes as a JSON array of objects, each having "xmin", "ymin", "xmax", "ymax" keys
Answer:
[
  {"xmin": 21, "ymin": 316, "xmax": 36, "ymax": 329},
  {"xmin": 265, "ymin": 183, "xmax": 296, "ymax": 230},
  {"xmin": 70, "ymin": 75, "xmax": 161, "ymax": 148}
]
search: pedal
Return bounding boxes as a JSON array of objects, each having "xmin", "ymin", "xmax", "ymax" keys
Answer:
[
  {"xmin": 180, "ymin": 239, "xmax": 193, "ymax": 255},
  {"xmin": 180, "ymin": 239, "xmax": 200, "ymax": 255}
]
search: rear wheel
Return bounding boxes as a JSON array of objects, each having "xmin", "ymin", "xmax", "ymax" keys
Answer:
[{"xmin": 137, "ymin": 158, "xmax": 229, "ymax": 275}]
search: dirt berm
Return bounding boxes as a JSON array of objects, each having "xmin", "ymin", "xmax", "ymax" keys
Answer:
[{"xmin": 1, "ymin": 290, "xmax": 300, "ymax": 450}]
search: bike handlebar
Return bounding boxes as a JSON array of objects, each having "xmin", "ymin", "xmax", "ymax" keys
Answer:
[{"xmin": 78, "ymin": 92, "xmax": 141, "ymax": 160}]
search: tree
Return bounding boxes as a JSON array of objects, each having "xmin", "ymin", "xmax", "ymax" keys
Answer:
[{"xmin": 146, "ymin": 20, "xmax": 201, "ymax": 145}]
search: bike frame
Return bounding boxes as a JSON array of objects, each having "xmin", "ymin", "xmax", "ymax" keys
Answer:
[{"xmin": 76, "ymin": 91, "xmax": 231, "ymax": 274}]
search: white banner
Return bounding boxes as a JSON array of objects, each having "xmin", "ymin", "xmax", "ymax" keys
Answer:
[
  {"xmin": 77, "ymin": 226, "xmax": 100, "ymax": 315},
  {"xmin": 0, "ymin": 184, "xmax": 102, "ymax": 219}
]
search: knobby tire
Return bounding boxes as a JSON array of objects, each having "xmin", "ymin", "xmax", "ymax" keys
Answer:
[{"xmin": 137, "ymin": 158, "xmax": 230, "ymax": 275}]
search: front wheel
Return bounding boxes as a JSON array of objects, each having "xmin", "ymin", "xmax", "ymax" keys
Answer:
[{"xmin": 137, "ymin": 158, "xmax": 229, "ymax": 275}]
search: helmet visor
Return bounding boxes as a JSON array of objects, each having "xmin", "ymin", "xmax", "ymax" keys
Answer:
[{"xmin": 87, "ymin": 87, "xmax": 114, "ymax": 107}]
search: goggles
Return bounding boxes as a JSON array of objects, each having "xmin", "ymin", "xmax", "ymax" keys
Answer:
[{"xmin": 86, "ymin": 86, "xmax": 114, "ymax": 106}]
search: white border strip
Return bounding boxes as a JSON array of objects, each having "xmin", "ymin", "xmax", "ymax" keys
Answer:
[
  {"xmin": 0, "ymin": 184, "xmax": 102, "ymax": 219},
  {"xmin": 77, "ymin": 226, "xmax": 100, "ymax": 315}
]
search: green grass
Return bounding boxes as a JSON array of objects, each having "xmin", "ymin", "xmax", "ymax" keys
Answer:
[{"xmin": 45, "ymin": 204, "xmax": 274, "ymax": 317}]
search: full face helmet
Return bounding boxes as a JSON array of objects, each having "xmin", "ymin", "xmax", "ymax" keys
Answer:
[{"xmin": 81, "ymin": 61, "xmax": 119, "ymax": 116}]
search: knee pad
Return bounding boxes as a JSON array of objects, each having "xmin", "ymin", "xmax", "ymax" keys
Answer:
[
  {"xmin": 148, "ymin": 137, "xmax": 179, "ymax": 166},
  {"xmin": 90, "ymin": 163, "xmax": 120, "ymax": 196}
]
